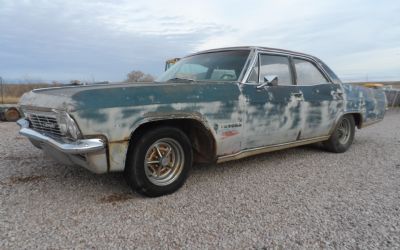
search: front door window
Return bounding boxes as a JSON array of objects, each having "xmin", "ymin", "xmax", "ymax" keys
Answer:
[{"xmin": 259, "ymin": 55, "xmax": 293, "ymax": 85}]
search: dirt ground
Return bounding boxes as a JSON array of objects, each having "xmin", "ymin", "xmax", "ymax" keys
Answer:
[{"xmin": 1, "ymin": 110, "xmax": 399, "ymax": 249}]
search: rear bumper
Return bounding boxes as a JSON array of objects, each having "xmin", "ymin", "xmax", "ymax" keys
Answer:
[{"xmin": 17, "ymin": 119, "xmax": 108, "ymax": 173}]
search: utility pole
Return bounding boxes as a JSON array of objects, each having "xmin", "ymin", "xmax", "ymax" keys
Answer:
[{"xmin": 0, "ymin": 76, "xmax": 3, "ymax": 104}]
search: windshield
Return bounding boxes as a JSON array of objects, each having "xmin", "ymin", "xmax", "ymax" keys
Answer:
[{"xmin": 157, "ymin": 50, "xmax": 250, "ymax": 82}]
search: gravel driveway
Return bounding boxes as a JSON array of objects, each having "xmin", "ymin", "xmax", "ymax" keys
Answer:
[{"xmin": 1, "ymin": 110, "xmax": 399, "ymax": 249}]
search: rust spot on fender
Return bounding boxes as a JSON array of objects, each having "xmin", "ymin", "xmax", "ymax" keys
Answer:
[{"xmin": 109, "ymin": 139, "xmax": 130, "ymax": 144}]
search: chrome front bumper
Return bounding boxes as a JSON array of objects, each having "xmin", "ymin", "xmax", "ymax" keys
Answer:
[
  {"xmin": 17, "ymin": 119, "xmax": 104, "ymax": 154},
  {"xmin": 17, "ymin": 119, "xmax": 108, "ymax": 173}
]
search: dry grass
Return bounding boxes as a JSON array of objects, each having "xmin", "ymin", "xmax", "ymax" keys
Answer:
[
  {"xmin": 1, "ymin": 83, "xmax": 60, "ymax": 104},
  {"xmin": 352, "ymin": 81, "xmax": 400, "ymax": 89},
  {"xmin": 1, "ymin": 96, "xmax": 20, "ymax": 104}
]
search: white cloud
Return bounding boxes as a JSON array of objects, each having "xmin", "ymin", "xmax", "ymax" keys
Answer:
[{"xmin": 0, "ymin": 0, "xmax": 399, "ymax": 82}]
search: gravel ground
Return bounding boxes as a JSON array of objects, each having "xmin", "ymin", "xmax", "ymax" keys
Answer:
[{"xmin": 1, "ymin": 110, "xmax": 400, "ymax": 249}]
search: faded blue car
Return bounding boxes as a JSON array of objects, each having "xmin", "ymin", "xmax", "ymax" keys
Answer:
[{"xmin": 17, "ymin": 46, "xmax": 387, "ymax": 196}]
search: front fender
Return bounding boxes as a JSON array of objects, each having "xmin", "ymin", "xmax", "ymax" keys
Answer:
[
  {"xmin": 132, "ymin": 111, "xmax": 215, "ymax": 137},
  {"xmin": 107, "ymin": 111, "xmax": 217, "ymax": 172}
]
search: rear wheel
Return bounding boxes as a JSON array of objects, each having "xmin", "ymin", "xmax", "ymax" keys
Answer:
[
  {"xmin": 125, "ymin": 127, "xmax": 193, "ymax": 197},
  {"xmin": 324, "ymin": 115, "xmax": 355, "ymax": 153}
]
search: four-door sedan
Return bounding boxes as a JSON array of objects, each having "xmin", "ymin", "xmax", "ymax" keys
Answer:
[{"xmin": 17, "ymin": 46, "xmax": 387, "ymax": 197}]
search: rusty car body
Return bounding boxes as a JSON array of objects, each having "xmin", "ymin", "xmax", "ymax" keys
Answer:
[{"xmin": 17, "ymin": 46, "xmax": 387, "ymax": 196}]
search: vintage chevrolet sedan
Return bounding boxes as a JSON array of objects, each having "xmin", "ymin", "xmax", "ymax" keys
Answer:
[{"xmin": 17, "ymin": 46, "xmax": 387, "ymax": 196}]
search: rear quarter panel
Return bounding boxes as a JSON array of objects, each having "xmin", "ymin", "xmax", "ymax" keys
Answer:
[{"xmin": 342, "ymin": 83, "xmax": 386, "ymax": 126}]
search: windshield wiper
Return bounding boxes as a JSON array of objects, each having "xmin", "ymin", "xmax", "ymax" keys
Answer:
[{"xmin": 166, "ymin": 77, "xmax": 195, "ymax": 83}]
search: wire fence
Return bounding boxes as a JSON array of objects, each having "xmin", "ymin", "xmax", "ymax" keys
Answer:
[
  {"xmin": 0, "ymin": 77, "xmax": 4, "ymax": 104},
  {"xmin": 385, "ymin": 89, "xmax": 400, "ymax": 108}
]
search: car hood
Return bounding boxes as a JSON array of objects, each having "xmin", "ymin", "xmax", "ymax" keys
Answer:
[{"xmin": 19, "ymin": 81, "xmax": 238, "ymax": 112}]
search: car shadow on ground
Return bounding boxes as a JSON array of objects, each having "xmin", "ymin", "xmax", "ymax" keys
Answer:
[{"xmin": 2, "ymin": 141, "xmax": 334, "ymax": 203}]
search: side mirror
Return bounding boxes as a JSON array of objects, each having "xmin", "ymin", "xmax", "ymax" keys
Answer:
[
  {"xmin": 257, "ymin": 75, "xmax": 278, "ymax": 89},
  {"xmin": 264, "ymin": 75, "xmax": 278, "ymax": 86}
]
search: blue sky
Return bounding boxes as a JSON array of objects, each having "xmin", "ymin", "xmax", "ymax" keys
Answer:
[{"xmin": 0, "ymin": 0, "xmax": 399, "ymax": 83}]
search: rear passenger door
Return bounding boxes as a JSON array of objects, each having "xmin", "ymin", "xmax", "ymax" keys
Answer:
[{"xmin": 293, "ymin": 57, "xmax": 344, "ymax": 139}]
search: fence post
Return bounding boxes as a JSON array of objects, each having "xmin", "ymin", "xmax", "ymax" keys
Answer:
[
  {"xmin": 393, "ymin": 90, "xmax": 399, "ymax": 109},
  {"xmin": 0, "ymin": 76, "xmax": 3, "ymax": 104}
]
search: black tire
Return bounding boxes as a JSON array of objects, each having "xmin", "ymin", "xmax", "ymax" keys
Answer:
[
  {"xmin": 323, "ymin": 115, "xmax": 355, "ymax": 153},
  {"xmin": 125, "ymin": 126, "xmax": 193, "ymax": 197}
]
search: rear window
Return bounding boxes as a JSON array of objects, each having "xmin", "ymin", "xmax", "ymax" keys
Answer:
[{"xmin": 318, "ymin": 60, "xmax": 341, "ymax": 84}]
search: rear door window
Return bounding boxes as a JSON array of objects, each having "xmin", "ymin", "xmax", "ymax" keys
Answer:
[{"xmin": 293, "ymin": 58, "xmax": 329, "ymax": 85}]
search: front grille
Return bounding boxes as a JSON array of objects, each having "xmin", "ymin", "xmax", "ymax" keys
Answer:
[{"xmin": 28, "ymin": 113, "xmax": 63, "ymax": 137}]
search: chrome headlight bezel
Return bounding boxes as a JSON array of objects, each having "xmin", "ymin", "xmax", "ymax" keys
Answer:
[
  {"xmin": 20, "ymin": 108, "xmax": 82, "ymax": 140},
  {"xmin": 58, "ymin": 112, "xmax": 82, "ymax": 140}
]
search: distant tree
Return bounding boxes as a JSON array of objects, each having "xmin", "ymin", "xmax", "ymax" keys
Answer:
[
  {"xmin": 51, "ymin": 80, "xmax": 61, "ymax": 85},
  {"xmin": 141, "ymin": 74, "xmax": 155, "ymax": 82},
  {"xmin": 125, "ymin": 70, "xmax": 154, "ymax": 83},
  {"xmin": 126, "ymin": 71, "xmax": 144, "ymax": 82},
  {"xmin": 70, "ymin": 80, "xmax": 81, "ymax": 85}
]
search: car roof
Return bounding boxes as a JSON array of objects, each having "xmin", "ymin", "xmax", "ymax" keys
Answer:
[{"xmin": 187, "ymin": 46, "xmax": 319, "ymax": 60}]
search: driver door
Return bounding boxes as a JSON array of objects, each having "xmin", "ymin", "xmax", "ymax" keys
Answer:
[{"xmin": 241, "ymin": 53, "xmax": 303, "ymax": 150}]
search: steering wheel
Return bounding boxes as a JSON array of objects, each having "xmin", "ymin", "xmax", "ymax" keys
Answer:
[{"xmin": 219, "ymin": 74, "xmax": 235, "ymax": 80}]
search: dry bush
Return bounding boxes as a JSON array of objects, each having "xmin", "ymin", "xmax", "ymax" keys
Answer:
[
  {"xmin": 1, "ymin": 83, "xmax": 60, "ymax": 104},
  {"xmin": 124, "ymin": 70, "xmax": 154, "ymax": 83},
  {"xmin": 2, "ymin": 96, "xmax": 20, "ymax": 104}
]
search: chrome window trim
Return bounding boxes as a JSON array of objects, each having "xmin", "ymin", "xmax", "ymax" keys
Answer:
[
  {"xmin": 241, "ymin": 48, "xmax": 335, "ymax": 85},
  {"xmin": 291, "ymin": 56, "xmax": 331, "ymax": 85},
  {"xmin": 238, "ymin": 49, "xmax": 257, "ymax": 83},
  {"xmin": 175, "ymin": 46, "xmax": 336, "ymax": 86},
  {"xmin": 240, "ymin": 48, "xmax": 258, "ymax": 84},
  {"xmin": 257, "ymin": 53, "xmax": 293, "ymax": 85},
  {"xmin": 172, "ymin": 49, "xmax": 253, "ymax": 84}
]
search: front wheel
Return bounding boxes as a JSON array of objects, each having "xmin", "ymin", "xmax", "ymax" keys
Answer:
[
  {"xmin": 125, "ymin": 127, "xmax": 193, "ymax": 197},
  {"xmin": 323, "ymin": 115, "xmax": 355, "ymax": 153}
]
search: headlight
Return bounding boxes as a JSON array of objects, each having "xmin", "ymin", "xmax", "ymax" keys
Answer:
[
  {"xmin": 59, "ymin": 115, "xmax": 68, "ymax": 135},
  {"xmin": 58, "ymin": 112, "xmax": 82, "ymax": 140}
]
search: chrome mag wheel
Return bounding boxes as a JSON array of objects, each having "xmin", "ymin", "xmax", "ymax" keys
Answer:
[
  {"xmin": 337, "ymin": 117, "xmax": 351, "ymax": 144},
  {"xmin": 144, "ymin": 138, "xmax": 185, "ymax": 186}
]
